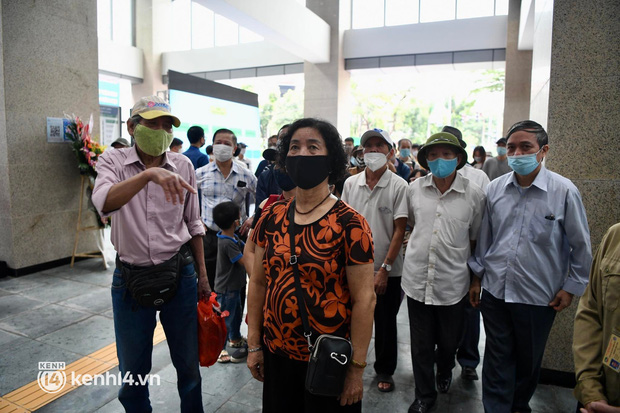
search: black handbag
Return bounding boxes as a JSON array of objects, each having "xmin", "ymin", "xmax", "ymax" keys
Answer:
[
  {"xmin": 118, "ymin": 244, "xmax": 194, "ymax": 308},
  {"xmin": 287, "ymin": 201, "xmax": 352, "ymax": 397}
]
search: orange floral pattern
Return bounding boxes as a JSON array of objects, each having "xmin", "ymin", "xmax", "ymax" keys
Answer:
[{"xmin": 252, "ymin": 198, "xmax": 374, "ymax": 361}]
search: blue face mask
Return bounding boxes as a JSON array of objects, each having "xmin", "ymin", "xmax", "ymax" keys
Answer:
[
  {"xmin": 497, "ymin": 147, "xmax": 507, "ymax": 156},
  {"xmin": 400, "ymin": 148, "xmax": 411, "ymax": 158},
  {"xmin": 507, "ymin": 149, "xmax": 542, "ymax": 176},
  {"xmin": 427, "ymin": 157, "xmax": 458, "ymax": 179}
]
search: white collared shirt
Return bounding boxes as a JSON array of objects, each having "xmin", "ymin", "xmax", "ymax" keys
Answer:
[
  {"xmin": 402, "ymin": 173, "xmax": 486, "ymax": 305},
  {"xmin": 459, "ymin": 164, "xmax": 490, "ymax": 191},
  {"xmin": 341, "ymin": 168, "xmax": 409, "ymax": 277}
]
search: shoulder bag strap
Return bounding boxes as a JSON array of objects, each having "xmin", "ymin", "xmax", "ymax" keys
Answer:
[{"xmin": 287, "ymin": 199, "xmax": 314, "ymax": 350}]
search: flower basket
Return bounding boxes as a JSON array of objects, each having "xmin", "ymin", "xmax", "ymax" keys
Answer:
[{"xmin": 64, "ymin": 113, "xmax": 109, "ymax": 228}]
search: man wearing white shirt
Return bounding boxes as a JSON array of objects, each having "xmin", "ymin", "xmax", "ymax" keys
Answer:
[
  {"xmin": 403, "ymin": 132, "xmax": 486, "ymax": 413},
  {"xmin": 341, "ymin": 128, "xmax": 408, "ymax": 394},
  {"xmin": 442, "ymin": 126, "xmax": 490, "ymax": 382}
]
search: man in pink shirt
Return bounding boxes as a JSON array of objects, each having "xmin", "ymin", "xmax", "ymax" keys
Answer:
[{"xmin": 92, "ymin": 95, "xmax": 209, "ymax": 413}]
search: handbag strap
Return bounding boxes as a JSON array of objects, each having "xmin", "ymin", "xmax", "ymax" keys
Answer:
[{"xmin": 287, "ymin": 199, "xmax": 314, "ymax": 351}]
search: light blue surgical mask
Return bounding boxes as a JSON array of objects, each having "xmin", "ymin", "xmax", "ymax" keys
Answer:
[
  {"xmin": 507, "ymin": 149, "xmax": 543, "ymax": 176},
  {"xmin": 400, "ymin": 148, "xmax": 411, "ymax": 158},
  {"xmin": 428, "ymin": 157, "xmax": 458, "ymax": 178},
  {"xmin": 497, "ymin": 147, "xmax": 507, "ymax": 156}
]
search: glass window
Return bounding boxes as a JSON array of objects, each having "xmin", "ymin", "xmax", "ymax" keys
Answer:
[
  {"xmin": 214, "ymin": 14, "xmax": 239, "ymax": 47},
  {"xmin": 385, "ymin": 0, "xmax": 419, "ymax": 26},
  {"xmin": 171, "ymin": 0, "xmax": 191, "ymax": 51},
  {"xmin": 191, "ymin": 3, "xmax": 214, "ymax": 49},
  {"xmin": 239, "ymin": 27, "xmax": 263, "ymax": 44},
  {"xmin": 420, "ymin": 0, "xmax": 455, "ymax": 23},
  {"xmin": 112, "ymin": 0, "xmax": 133, "ymax": 46},
  {"xmin": 97, "ymin": 0, "xmax": 112, "ymax": 41},
  {"xmin": 457, "ymin": 0, "xmax": 494, "ymax": 19},
  {"xmin": 495, "ymin": 0, "xmax": 509, "ymax": 15},
  {"xmin": 352, "ymin": 0, "xmax": 385, "ymax": 29}
]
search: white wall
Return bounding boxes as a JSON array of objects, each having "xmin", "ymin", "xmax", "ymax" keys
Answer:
[{"xmin": 344, "ymin": 16, "xmax": 508, "ymax": 59}]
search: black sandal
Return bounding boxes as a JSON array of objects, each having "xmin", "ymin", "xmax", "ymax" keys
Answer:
[{"xmin": 377, "ymin": 374, "xmax": 395, "ymax": 393}]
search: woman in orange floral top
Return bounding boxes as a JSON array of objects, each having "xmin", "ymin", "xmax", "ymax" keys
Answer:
[{"xmin": 247, "ymin": 118, "xmax": 376, "ymax": 412}]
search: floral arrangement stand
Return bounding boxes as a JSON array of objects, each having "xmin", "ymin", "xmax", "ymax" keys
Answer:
[
  {"xmin": 71, "ymin": 175, "xmax": 107, "ymax": 269},
  {"xmin": 64, "ymin": 113, "xmax": 108, "ymax": 269}
]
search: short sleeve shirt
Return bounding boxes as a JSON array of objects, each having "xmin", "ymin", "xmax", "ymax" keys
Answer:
[
  {"xmin": 341, "ymin": 169, "xmax": 409, "ymax": 276},
  {"xmin": 402, "ymin": 173, "xmax": 486, "ymax": 305},
  {"xmin": 251, "ymin": 198, "xmax": 374, "ymax": 361},
  {"xmin": 482, "ymin": 156, "xmax": 512, "ymax": 181},
  {"xmin": 214, "ymin": 233, "xmax": 246, "ymax": 293}
]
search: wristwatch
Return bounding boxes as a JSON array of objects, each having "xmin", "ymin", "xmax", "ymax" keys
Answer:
[{"xmin": 381, "ymin": 262, "xmax": 392, "ymax": 272}]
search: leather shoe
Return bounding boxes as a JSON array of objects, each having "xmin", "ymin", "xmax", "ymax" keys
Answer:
[
  {"xmin": 408, "ymin": 399, "xmax": 434, "ymax": 413},
  {"xmin": 461, "ymin": 366, "xmax": 479, "ymax": 381},
  {"xmin": 436, "ymin": 374, "xmax": 452, "ymax": 393}
]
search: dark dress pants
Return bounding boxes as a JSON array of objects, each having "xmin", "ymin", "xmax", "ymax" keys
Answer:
[
  {"xmin": 457, "ymin": 300, "xmax": 481, "ymax": 368},
  {"xmin": 262, "ymin": 348, "xmax": 361, "ymax": 413},
  {"xmin": 480, "ymin": 290, "xmax": 556, "ymax": 413},
  {"xmin": 373, "ymin": 276, "xmax": 402, "ymax": 376},
  {"xmin": 407, "ymin": 295, "xmax": 467, "ymax": 405},
  {"xmin": 202, "ymin": 230, "xmax": 218, "ymax": 290}
]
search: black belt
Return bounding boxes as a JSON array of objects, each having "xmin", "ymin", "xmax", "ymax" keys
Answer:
[{"xmin": 116, "ymin": 244, "xmax": 193, "ymax": 271}]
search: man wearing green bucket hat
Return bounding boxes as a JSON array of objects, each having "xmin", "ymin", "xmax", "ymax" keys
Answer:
[{"xmin": 402, "ymin": 132, "xmax": 487, "ymax": 413}]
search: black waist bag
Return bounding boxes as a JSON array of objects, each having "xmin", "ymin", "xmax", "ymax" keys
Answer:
[
  {"xmin": 119, "ymin": 245, "xmax": 193, "ymax": 308},
  {"xmin": 305, "ymin": 334, "xmax": 352, "ymax": 397}
]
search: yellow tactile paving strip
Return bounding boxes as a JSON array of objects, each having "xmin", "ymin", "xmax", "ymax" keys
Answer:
[{"xmin": 0, "ymin": 323, "xmax": 166, "ymax": 412}]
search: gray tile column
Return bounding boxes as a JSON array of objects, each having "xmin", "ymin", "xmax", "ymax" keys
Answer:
[
  {"xmin": 0, "ymin": 0, "xmax": 100, "ymax": 270},
  {"xmin": 303, "ymin": 0, "xmax": 351, "ymax": 135},
  {"xmin": 530, "ymin": 0, "xmax": 620, "ymax": 375},
  {"xmin": 503, "ymin": 0, "xmax": 532, "ymax": 134}
]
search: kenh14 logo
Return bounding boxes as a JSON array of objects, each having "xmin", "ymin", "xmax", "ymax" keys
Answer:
[{"xmin": 37, "ymin": 362, "xmax": 67, "ymax": 393}]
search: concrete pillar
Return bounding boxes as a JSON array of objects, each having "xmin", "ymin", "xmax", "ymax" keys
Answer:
[
  {"xmin": 132, "ymin": 0, "xmax": 168, "ymax": 101},
  {"xmin": 502, "ymin": 0, "xmax": 532, "ymax": 135},
  {"xmin": 303, "ymin": 0, "xmax": 351, "ymax": 136},
  {"xmin": 0, "ymin": 0, "xmax": 101, "ymax": 272},
  {"xmin": 530, "ymin": 0, "xmax": 620, "ymax": 378}
]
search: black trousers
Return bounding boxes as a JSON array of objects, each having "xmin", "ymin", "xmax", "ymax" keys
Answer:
[
  {"xmin": 373, "ymin": 276, "xmax": 402, "ymax": 376},
  {"xmin": 407, "ymin": 295, "xmax": 467, "ymax": 405},
  {"xmin": 457, "ymin": 299, "xmax": 481, "ymax": 369},
  {"xmin": 480, "ymin": 290, "xmax": 556, "ymax": 413},
  {"xmin": 262, "ymin": 349, "xmax": 361, "ymax": 413},
  {"xmin": 202, "ymin": 230, "xmax": 218, "ymax": 290}
]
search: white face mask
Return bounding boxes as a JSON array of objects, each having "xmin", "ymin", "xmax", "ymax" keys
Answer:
[
  {"xmin": 213, "ymin": 144, "xmax": 233, "ymax": 162},
  {"xmin": 363, "ymin": 152, "xmax": 388, "ymax": 172},
  {"xmin": 240, "ymin": 148, "xmax": 246, "ymax": 156}
]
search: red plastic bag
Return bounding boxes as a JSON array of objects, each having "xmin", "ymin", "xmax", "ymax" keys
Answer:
[{"xmin": 197, "ymin": 293, "xmax": 228, "ymax": 367}]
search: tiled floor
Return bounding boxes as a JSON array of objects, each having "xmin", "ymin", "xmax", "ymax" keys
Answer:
[{"xmin": 0, "ymin": 238, "xmax": 578, "ymax": 412}]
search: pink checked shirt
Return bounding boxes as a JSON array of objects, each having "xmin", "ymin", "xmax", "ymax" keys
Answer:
[{"xmin": 92, "ymin": 147, "xmax": 205, "ymax": 266}]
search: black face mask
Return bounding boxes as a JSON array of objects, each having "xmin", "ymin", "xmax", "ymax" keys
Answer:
[
  {"xmin": 285, "ymin": 155, "xmax": 330, "ymax": 190},
  {"xmin": 274, "ymin": 168, "xmax": 297, "ymax": 192}
]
